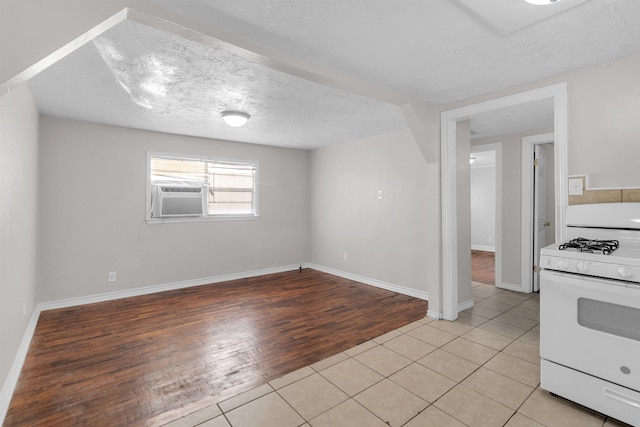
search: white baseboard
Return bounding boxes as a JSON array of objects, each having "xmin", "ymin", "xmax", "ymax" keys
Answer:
[
  {"xmin": 458, "ymin": 298, "xmax": 475, "ymax": 312},
  {"xmin": 0, "ymin": 308, "xmax": 41, "ymax": 423},
  {"xmin": 39, "ymin": 264, "xmax": 303, "ymax": 312},
  {"xmin": 305, "ymin": 263, "xmax": 429, "ymax": 302},
  {"xmin": 471, "ymin": 245, "xmax": 495, "ymax": 252},
  {"xmin": 497, "ymin": 282, "xmax": 524, "ymax": 292},
  {"xmin": 427, "ymin": 309, "xmax": 443, "ymax": 320},
  {"xmin": 428, "ymin": 298, "xmax": 475, "ymax": 322}
]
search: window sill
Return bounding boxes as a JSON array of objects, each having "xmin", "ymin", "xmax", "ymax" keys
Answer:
[{"xmin": 146, "ymin": 214, "xmax": 259, "ymax": 225}]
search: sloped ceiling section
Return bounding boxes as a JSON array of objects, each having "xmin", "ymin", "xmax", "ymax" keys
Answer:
[{"xmin": 25, "ymin": 11, "xmax": 407, "ymax": 150}]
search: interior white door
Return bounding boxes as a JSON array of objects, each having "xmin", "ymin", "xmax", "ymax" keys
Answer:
[{"xmin": 532, "ymin": 145, "xmax": 547, "ymax": 292}]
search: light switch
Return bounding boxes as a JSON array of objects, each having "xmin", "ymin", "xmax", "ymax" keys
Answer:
[
  {"xmin": 569, "ymin": 178, "xmax": 583, "ymax": 196},
  {"xmin": 377, "ymin": 190, "xmax": 384, "ymax": 200}
]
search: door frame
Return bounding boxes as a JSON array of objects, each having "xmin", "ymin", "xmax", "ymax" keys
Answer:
[
  {"xmin": 440, "ymin": 83, "xmax": 568, "ymax": 321},
  {"xmin": 470, "ymin": 143, "xmax": 502, "ymax": 290},
  {"xmin": 521, "ymin": 133, "xmax": 556, "ymax": 293}
]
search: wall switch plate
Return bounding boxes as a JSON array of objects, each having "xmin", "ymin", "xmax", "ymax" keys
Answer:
[
  {"xmin": 343, "ymin": 253, "xmax": 349, "ymax": 261},
  {"xmin": 377, "ymin": 190, "xmax": 384, "ymax": 200},
  {"xmin": 108, "ymin": 272, "xmax": 117, "ymax": 282},
  {"xmin": 569, "ymin": 178, "xmax": 584, "ymax": 196}
]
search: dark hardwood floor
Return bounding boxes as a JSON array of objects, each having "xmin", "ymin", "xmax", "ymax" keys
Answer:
[
  {"xmin": 5, "ymin": 269, "xmax": 427, "ymax": 426},
  {"xmin": 471, "ymin": 250, "xmax": 495, "ymax": 285}
]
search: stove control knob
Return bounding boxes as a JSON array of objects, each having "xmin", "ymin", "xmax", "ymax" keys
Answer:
[
  {"xmin": 556, "ymin": 259, "xmax": 570, "ymax": 270},
  {"xmin": 576, "ymin": 261, "xmax": 590, "ymax": 273},
  {"xmin": 617, "ymin": 266, "xmax": 635, "ymax": 279}
]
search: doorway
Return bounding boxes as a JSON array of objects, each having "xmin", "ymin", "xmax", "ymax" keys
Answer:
[
  {"xmin": 440, "ymin": 83, "xmax": 568, "ymax": 321},
  {"xmin": 521, "ymin": 133, "xmax": 555, "ymax": 293}
]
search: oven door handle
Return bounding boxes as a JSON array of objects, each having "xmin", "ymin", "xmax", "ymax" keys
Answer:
[{"xmin": 604, "ymin": 387, "xmax": 640, "ymax": 409}]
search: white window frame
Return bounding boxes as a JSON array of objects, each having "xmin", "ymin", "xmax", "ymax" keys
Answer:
[{"xmin": 146, "ymin": 151, "xmax": 259, "ymax": 223}]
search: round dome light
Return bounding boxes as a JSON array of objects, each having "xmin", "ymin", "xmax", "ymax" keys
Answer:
[
  {"xmin": 524, "ymin": 0, "xmax": 560, "ymax": 5},
  {"xmin": 221, "ymin": 111, "xmax": 250, "ymax": 127}
]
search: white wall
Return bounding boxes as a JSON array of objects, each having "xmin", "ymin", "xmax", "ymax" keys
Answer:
[
  {"xmin": 0, "ymin": 85, "xmax": 39, "ymax": 395},
  {"xmin": 38, "ymin": 116, "xmax": 310, "ymax": 302},
  {"xmin": 470, "ymin": 165, "xmax": 496, "ymax": 251},
  {"xmin": 309, "ymin": 129, "xmax": 430, "ymax": 298}
]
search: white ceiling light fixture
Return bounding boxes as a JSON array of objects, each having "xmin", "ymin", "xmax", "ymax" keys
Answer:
[
  {"xmin": 221, "ymin": 111, "xmax": 250, "ymax": 127},
  {"xmin": 524, "ymin": 0, "xmax": 561, "ymax": 5}
]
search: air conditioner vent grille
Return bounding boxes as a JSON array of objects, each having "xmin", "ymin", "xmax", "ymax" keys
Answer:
[
  {"xmin": 151, "ymin": 184, "xmax": 207, "ymax": 218},
  {"xmin": 160, "ymin": 186, "xmax": 202, "ymax": 193}
]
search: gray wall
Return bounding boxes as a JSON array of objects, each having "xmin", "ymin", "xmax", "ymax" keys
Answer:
[
  {"xmin": 309, "ymin": 129, "xmax": 430, "ymax": 297},
  {"xmin": 568, "ymin": 55, "xmax": 640, "ymax": 189},
  {"xmin": 470, "ymin": 166, "xmax": 496, "ymax": 251},
  {"xmin": 0, "ymin": 85, "xmax": 39, "ymax": 390},
  {"xmin": 38, "ymin": 116, "xmax": 311, "ymax": 302}
]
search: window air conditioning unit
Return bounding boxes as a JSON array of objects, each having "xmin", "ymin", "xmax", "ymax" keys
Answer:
[{"xmin": 152, "ymin": 184, "xmax": 207, "ymax": 218}]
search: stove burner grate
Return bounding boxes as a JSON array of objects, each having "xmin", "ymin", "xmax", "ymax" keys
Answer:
[{"xmin": 558, "ymin": 238, "xmax": 619, "ymax": 255}]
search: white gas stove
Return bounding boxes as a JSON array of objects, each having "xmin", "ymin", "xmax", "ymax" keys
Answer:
[
  {"xmin": 541, "ymin": 202, "xmax": 640, "ymax": 283},
  {"xmin": 541, "ymin": 237, "xmax": 640, "ymax": 283},
  {"xmin": 540, "ymin": 203, "xmax": 640, "ymax": 426}
]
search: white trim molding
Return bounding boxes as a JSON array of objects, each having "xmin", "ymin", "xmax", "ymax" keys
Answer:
[
  {"xmin": 441, "ymin": 82, "xmax": 568, "ymax": 320},
  {"xmin": 306, "ymin": 263, "xmax": 430, "ymax": 302},
  {"xmin": 458, "ymin": 299, "xmax": 475, "ymax": 312},
  {"xmin": 39, "ymin": 264, "xmax": 302, "ymax": 312},
  {"xmin": 471, "ymin": 245, "xmax": 495, "ymax": 252},
  {"xmin": 499, "ymin": 282, "xmax": 524, "ymax": 293},
  {"xmin": 427, "ymin": 309, "xmax": 443, "ymax": 320},
  {"xmin": 0, "ymin": 309, "xmax": 41, "ymax": 423}
]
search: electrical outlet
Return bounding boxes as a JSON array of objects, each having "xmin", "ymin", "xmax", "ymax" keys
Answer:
[{"xmin": 108, "ymin": 272, "xmax": 117, "ymax": 282}]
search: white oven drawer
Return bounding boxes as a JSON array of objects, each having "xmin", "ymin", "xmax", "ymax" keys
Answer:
[
  {"xmin": 542, "ymin": 360, "xmax": 640, "ymax": 426},
  {"xmin": 540, "ymin": 270, "xmax": 640, "ymax": 393}
]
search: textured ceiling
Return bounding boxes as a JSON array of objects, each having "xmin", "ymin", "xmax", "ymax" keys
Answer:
[
  {"xmin": 151, "ymin": 0, "xmax": 640, "ymax": 103},
  {"xmin": 18, "ymin": 0, "xmax": 640, "ymax": 149},
  {"xmin": 28, "ymin": 18, "xmax": 406, "ymax": 149}
]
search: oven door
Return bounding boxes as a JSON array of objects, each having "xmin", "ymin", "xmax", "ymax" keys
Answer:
[{"xmin": 540, "ymin": 269, "xmax": 640, "ymax": 392}]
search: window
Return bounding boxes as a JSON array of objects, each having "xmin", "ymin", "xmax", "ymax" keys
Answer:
[{"xmin": 147, "ymin": 152, "xmax": 258, "ymax": 221}]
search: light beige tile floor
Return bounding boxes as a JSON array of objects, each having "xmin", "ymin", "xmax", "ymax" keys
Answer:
[{"xmin": 163, "ymin": 283, "xmax": 634, "ymax": 427}]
